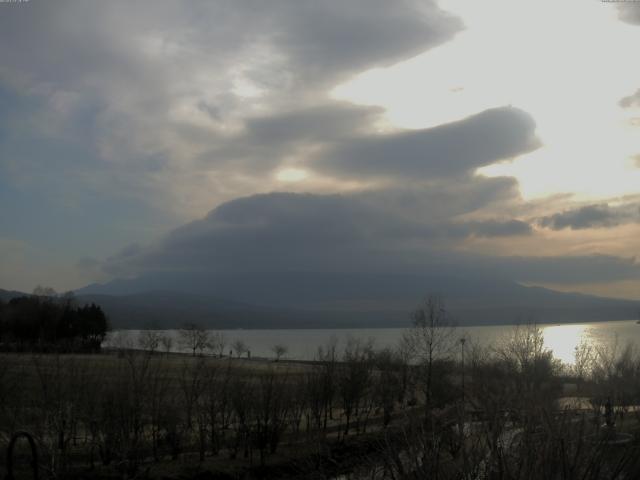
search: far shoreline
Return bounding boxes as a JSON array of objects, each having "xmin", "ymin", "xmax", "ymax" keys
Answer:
[{"xmin": 111, "ymin": 317, "xmax": 640, "ymax": 331}]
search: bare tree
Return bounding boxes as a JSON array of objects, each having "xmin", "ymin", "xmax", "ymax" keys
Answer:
[
  {"xmin": 33, "ymin": 285, "xmax": 57, "ymax": 297},
  {"xmin": 496, "ymin": 322, "xmax": 559, "ymax": 393},
  {"xmin": 179, "ymin": 323, "xmax": 210, "ymax": 356},
  {"xmin": 178, "ymin": 358, "xmax": 207, "ymax": 458},
  {"xmin": 373, "ymin": 348, "xmax": 402, "ymax": 427},
  {"xmin": 160, "ymin": 334, "xmax": 173, "ymax": 355},
  {"xmin": 271, "ymin": 344, "xmax": 288, "ymax": 361},
  {"xmin": 32, "ymin": 354, "xmax": 86, "ymax": 476},
  {"xmin": 590, "ymin": 339, "xmax": 638, "ymax": 417},
  {"xmin": 229, "ymin": 374, "xmax": 254, "ymax": 459},
  {"xmin": 574, "ymin": 338, "xmax": 594, "ymax": 385},
  {"xmin": 145, "ymin": 357, "xmax": 172, "ymax": 461},
  {"xmin": 395, "ymin": 335, "xmax": 415, "ymax": 405},
  {"xmin": 201, "ymin": 362, "xmax": 224, "ymax": 456},
  {"xmin": 60, "ymin": 291, "xmax": 78, "ymax": 308},
  {"xmin": 208, "ymin": 331, "xmax": 226, "ymax": 358},
  {"xmin": 107, "ymin": 330, "xmax": 134, "ymax": 353},
  {"xmin": 316, "ymin": 336, "xmax": 339, "ymax": 429},
  {"xmin": 251, "ymin": 368, "xmax": 291, "ymax": 465},
  {"xmin": 138, "ymin": 330, "xmax": 162, "ymax": 354},
  {"xmin": 338, "ymin": 337, "xmax": 374, "ymax": 435},
  {"xmin": 404, "ymin": 295, "xmax": 456, "ymax": 411},
  {"xmin": 495, "ymin": 323, "xmax": 561, "ymax": 426},
  {"xmin": 231, "ymin": 339, "xmax": 248, "ymax": 358}
]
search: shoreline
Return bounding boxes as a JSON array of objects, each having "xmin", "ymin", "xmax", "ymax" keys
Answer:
[{"xmin": 110, "ymin": 317, "xmax": 639, "ymax": 331}]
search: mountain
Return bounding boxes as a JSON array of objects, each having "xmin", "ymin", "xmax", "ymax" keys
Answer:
[
  {"xmin": 0, "ymin": 289, "xmax": 28, "ymax": 302},
  {"xmin": 75, "ymin": 291, "xmax": 344, "ymax": 329},
  {"xmin": 71, "ymin": 272, "xmax": 640, "ymax": 328},
  {"xmin": 1, "ymin": 288, "xmax": 389, "ymax": 329}
]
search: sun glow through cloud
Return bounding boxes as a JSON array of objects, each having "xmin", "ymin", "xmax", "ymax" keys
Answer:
[
  {"xmin": 331, "ymin": 0, "xmax": 640, "ymax": 201},
  {"xmin": 276, "ymin": 168, "xmax": 309, "ymax": 182}
]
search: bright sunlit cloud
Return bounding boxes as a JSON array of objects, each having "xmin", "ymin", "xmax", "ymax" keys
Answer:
[{"xmin": 332, "ymin": 0, "xmax": 640, "ymax": 200}]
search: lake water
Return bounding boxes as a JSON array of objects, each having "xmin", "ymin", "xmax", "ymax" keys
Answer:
[{"xmin": 107, "ymin": 319, "xmax": 640, "ymax": 365}]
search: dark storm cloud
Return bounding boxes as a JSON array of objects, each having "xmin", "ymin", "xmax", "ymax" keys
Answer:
[
  {"xmin": 100, "ymin": 190, "xmax": 515, "ymax": 276},
  {"xmin": 100, "ymin": 191, "xmax": 639, "ymax": 286},
  {"xmin": 102, "ymin": 192, "xmax": 429, "ymax": 276},
  {"xmin": 318, "ymin": 107, "xmax": 541, "ymax": 179},
  {"xmin": 538, "ymin": 203, "xmax": 640, "ymax": 230}
]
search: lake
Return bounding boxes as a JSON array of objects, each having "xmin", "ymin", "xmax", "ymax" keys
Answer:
[{"xmin": 107, "ymin": 319, "xmax": 640, "ymax": 365}]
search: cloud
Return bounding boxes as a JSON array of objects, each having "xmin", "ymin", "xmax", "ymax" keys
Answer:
[
  {"xmin": 0, "ymin": 0, "xmax": 462, "ymax": 218},
  {"xmin": 538, "ymin": 203, "xmax": 640, "ymax": 230},
  {"xmin": 3, "ymin": 0, "xmax": 638, "ymax": 299},
  {"xmin": 317, "ymin": 107, "xmax": 540, "ymax": 179},
  {"xmin": 100, "ymin": 190, "xmax": 526, "ymax": 276},
  {"xmin": 618, "ymin": 4, "xmax": 640, "ymax": 25},
  {"xmin": 0, "ymin": 0, "xmax": 461, "ymax": 138},
  {"xmin": 619, "ymin": 89, "xmax": 640, "ymax": 108},
  {"xmin": 482, "ymin": 254, "xmax": 640, "ymax": 285},
  {"xmin": 243, "ymin": 104, "xmax": 383, "ymax": 147},
  {"xmin": 456, "ymin": 219, "xmax": 533, "ymax": 238},
  {"xmin": 98, "ymin": 191, "xmax": 640, "ymax": 290},
  {"xmin": 200, "ymin": 102, "xmax": 384, "ymax": 173},
  {"xmin": 0, "ymin": 0, "xmax": 469, "ymax": 292},
  {"xmin": 199, "ymin": 103, "xmax": 540, "ymax": 184},
  {"xmin": 263, "ymin": 0, "xmax": 463, "ymax": 88},
  {"xmin": 76, "ymin": 257, "xmax": 101, "ymax": 271},
  {"xmin": 101, "ymin": 192, "xmax": 422, "ymax": 276}
]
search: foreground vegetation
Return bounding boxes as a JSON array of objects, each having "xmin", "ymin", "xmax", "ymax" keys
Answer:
[
  {"xmin": 3, "ymin": 297, "xmax": 640, "ymax": 479},
  {"xmin": 0, "ymin": 289, "xmax": 108, "ymax": 353}
]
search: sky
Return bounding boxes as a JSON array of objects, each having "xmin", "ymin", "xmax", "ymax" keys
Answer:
[{"xmin": 1, "ymin": 0, "xmax": 640, "ymax": 299}]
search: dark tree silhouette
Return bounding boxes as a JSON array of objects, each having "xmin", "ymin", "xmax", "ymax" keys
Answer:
[{"xmin": 0, "ymin": 294, "xmax": 109, "ymax": 352}]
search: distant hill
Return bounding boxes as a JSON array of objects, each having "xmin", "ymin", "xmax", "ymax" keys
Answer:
[
  {"xmin": 64, "ymin": 271, "xmax": 640, "ymax": 328},
  {"xmin": 1, "ymin": 288, "xmax": 387, "ymax": 329},
  {"xmin": 75, "ymin": 291, "xmax": 345, "ymax": 329},
  {"xmin": 0, "ymin": 289, "xmax": 27, "ymax": 303}
]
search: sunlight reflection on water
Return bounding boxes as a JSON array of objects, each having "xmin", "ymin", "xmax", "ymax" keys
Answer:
[
  {"xmin": 110, "ymin": 319, "xmax": 639, "ymax": 366},
  {"xmin": 541, "ymin": 324, "xmax": 588, "ymax": 365}
]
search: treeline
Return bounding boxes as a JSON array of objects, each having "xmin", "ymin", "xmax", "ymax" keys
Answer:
[{"xmin": 0, "ymin": 289, "xmax": 109, "ymax": 352}]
